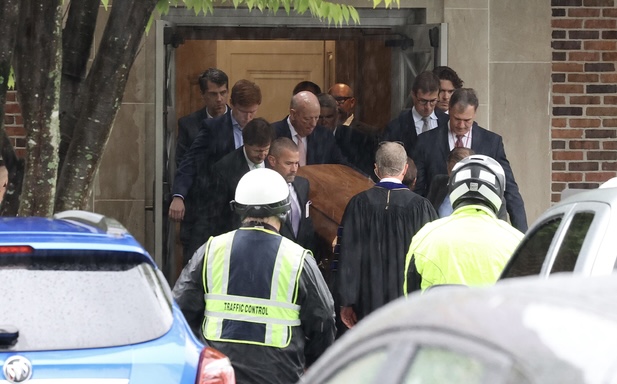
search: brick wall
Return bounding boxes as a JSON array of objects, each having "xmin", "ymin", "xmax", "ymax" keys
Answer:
[
  {"xmin": 3, "ymin": 90, "xmax": 26, "ymax": 159},
  {"xmin": 551, "ymin": 0, "xmax": 617, "ymax": 202}
]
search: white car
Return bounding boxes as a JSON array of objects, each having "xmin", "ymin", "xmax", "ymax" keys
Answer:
[
  {"xmin": 500, "ymin": 179, "xmax": 617, "ymax": 279},
  {"xmin": 299, "ymin": 274, "xmax": 617, "ymax": 384}
]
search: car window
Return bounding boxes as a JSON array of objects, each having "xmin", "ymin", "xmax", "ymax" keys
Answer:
[
  {"xmin": 322, "ymin": 347, "xmax": 389, "ymax": 383},
  {"xmin": 402, "ymin": 346, "xmax": 486, "ymax": 383},
  {"xmin": 401, "ymin": 345, "xmax": 530, "ymax": 384},
  {"xmin": 500, "ymin": 216, "xmax": 563, "ymax": 279},
  {"xmin": 550, "ymin": 212, "xmax": 595, "ymax": 274},
  {"xmin": 0, "ymin": 250, "xmax": 173, "ymax": 351}
]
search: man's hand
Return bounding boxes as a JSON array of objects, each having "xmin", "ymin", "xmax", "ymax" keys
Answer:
[
  {"xmin": 169, "ymin": 196, "xmax": 186, "ymax": 222},
  {"xmin": 340, "ymin": 306, "xmax": 357, "ymax": 329}
]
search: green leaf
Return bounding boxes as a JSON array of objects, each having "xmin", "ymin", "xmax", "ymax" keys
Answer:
[
  {"xmin": 156, "ymin": 0, "xmax": 170, "ymax": 14},
  {"xmin": 349, "ymin": 7, "xmax": 360, "ymax": 24},
  {"xmin": 341, "ymin": 5, "xmax": 349, "ymax": 23},
  {"xmin": 296, "ymin": 0, "xmax": 309, "ymax": 14},
  {"xmin": 152, "ymin": 0, "xmax": 362, "ymax": 26},
  {"xmin": 269, "ymin": 0, "xmax": 280, "ymax": 14},
  {"xmin": 100, "ymin": 0, "xmax": 109, "ymax": 11}
]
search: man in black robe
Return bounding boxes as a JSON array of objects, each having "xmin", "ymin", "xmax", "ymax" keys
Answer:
[{"xmin": 337, "ymin": 141, "xmax": 437, "ymax": 329}]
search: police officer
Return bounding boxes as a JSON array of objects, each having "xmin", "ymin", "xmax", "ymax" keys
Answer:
[
  {"xmin": 403, "ymin": 155, "xmax": 524, "ymax": 293},
  {"xmin": 173, "ymin": 168, "xmax": 335, "ymax": 383}
]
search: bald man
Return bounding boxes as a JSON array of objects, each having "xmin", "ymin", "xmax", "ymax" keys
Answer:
[{"xmin": 272, "ymin": 90, "xmax": 347, "ymax": 166}]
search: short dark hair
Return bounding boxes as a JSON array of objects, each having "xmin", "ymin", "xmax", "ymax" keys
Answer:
[
  {"xmin": 450, "ymin": 88, "xmax": 479, "ymax": 111},
  {"xmin": 432, "ymin": 66, "xmax": 464, "ymax": 89},
  {"xmin": 198, "ymin": 68, "xmax": 229, "ymax": 94},
  {"xmin": 411, "ymin": 71, "xmax": 440, "ymax": 96},
  {"xmin": 242, "ymin": 117, "xmax": 275, "ymax": 147},
  {"xmin": 293, "ymin": 81, "xmax": 322, "ymax": 95},
  {"xmin": 231, "ymin": 79, "xmax": 262, "ymax": 107}
]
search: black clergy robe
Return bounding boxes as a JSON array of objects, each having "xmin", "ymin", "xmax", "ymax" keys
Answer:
[{"xmin": 337, "ymin": 181, "xmax": 437, "ymax": 321}]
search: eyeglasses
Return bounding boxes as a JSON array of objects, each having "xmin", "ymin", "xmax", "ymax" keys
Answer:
[
  {"xmin": 416, "ymin": 98, "xmax": 438, "ymax": 106},
  {"xmin": 334, "ymin": 96, "xmax": 352, "ymax": 104}
]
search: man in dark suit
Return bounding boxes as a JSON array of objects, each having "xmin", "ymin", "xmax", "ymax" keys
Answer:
[
  {"xmin": 414, "ymin": 88, "xmax": 528, "ymax": 232},
  {"xmin": 272, "ymin": 91, "xmax": 347, "ymax": 166},
  {"xmin": 328, "ymin": 84, "xmax": 379, "ymax": 177},
  {"xmin": 188, "ymin": 118, "xmax": 275, "ymax": 255},
  {"xmin": 175, "ymin": 68, "xmax": 229, "ymax": 167},
  {"xmin": 169, "ymin": 79, "xmax": 262, "ymax": 262},
  {"xmin": 267, "ymin": 137, "xmax": 315, "ymax": 252},
  {"xmin": 382, "ymin": 71, "xmax": 447, "ymax": 158}
]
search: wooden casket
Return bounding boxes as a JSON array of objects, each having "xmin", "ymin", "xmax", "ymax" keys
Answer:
[{"xmin": 297, "ymin": 164, "xmax": 374, "ymax": 284}]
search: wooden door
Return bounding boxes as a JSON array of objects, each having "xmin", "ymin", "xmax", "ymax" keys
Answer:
[{"xmin": 217, "ymin": 40, "xmax": 326, "ymax": 123}]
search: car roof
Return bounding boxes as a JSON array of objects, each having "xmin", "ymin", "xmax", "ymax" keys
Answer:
[
  {"xmin": 0, "ymin": 214, "xmax": 149, "ymax": 254},
  {"xmin": 325, "ymin": 274, "xmax": 617, "ymax": 383},
  {"xmin": 558, "ymin": 184, "xmax": 617, "ymax": 207}
]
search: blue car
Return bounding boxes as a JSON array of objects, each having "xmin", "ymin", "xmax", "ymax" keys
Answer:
[{"xmin": 0, "ymin": 210, "xmax": 235, "ymax": 384}]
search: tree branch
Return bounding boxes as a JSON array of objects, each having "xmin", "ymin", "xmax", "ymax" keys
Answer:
[{"xmin": 59, "ymin": 0, "xmax": 100, "ymax": 169}]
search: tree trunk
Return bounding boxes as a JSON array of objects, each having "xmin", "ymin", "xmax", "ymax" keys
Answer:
[
  {"xmin": 0, "ymin": 0, "xmax": 22, "ymax": 215},
  {"xmin": 55, "ymin": 0, "xmax": 157, "ymax": 212},
  {"xmin": 59, "ymin": 0, "xmax": 100, "ymax": 170},
  {"xmin": 14, "ymin": 0, "xmax": 63, "ymax": 217}
]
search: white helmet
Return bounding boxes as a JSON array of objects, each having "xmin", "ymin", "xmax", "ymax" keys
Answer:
[
  {"xmin": 230, "ymin": 168, "xmax": 290, "ymax": 220},
  {"xmin": 448, "ymin": 154, "xmax": 506, "ymax": 214}
]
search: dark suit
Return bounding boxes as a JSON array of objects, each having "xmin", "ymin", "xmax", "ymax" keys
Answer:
[
  {"xmin": 176, "ymin": 107, "xmax": 208, "ymax": 168},
  {"xmin": 273, "ymin": 119, "xmax": 347, "ymax": 166},
  {"xmin": 382, "ymin": 108, "xmax": 448, "ymax": 158},
  {"xmin": 335, "ymin": 119, "xmax": 379, "ymax": 177},
  {"xmin": 172, "ymin": 110, "xmax": 236, "ymax": 260},
  {"xmin": 172, "ymin": 110, "xmax": 235, "ymax": 198},
  {"xmin": 413, "ymin": 123, "xmax": 528, "ymax": 232},
  {"xmin": 188, "ymin": 147, "xmax": 251, "ymax": 255},
  {"xmin": 279, "ymin": 176, "xmax": 315, "ymax": 253}
]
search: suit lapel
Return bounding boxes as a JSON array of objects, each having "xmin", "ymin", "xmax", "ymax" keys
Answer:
[
  {"xmin": 470, "ymin": 123, "xmax": 484, "ymax": 152},
  {"xmin": 438, "ymin": 125, "xmax": 450, "ymax": 161}
]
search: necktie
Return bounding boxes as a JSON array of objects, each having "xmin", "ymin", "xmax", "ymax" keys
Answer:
[
  {"xmin": 296, "ymin": 134, "xmax": 307, "ymax": 166},
  {"xmin": 455, "ymin": 135, "xmax": 464, "ymax": 148},
  {"xmin": 421, "ymin": 117, "xmax": 430, "ymax": 133},
  {"xmin": 288, "ymin": 184, "xmax": 300, "ymax": 236}
]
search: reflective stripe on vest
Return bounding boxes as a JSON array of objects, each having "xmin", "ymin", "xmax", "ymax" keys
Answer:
[{"xmin": 202, "ymin": 227, "xmax": 306, "ymax": 348}]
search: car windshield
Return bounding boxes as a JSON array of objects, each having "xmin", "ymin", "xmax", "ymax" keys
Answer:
[{"xmin": 0, "ymin": 250, "xmax": 173, "ymax": 351}]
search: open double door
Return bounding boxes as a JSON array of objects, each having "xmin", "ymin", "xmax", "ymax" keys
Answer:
[{"xmin": 154, "ymin": 8, "xmax": 447, "ymax": 281}]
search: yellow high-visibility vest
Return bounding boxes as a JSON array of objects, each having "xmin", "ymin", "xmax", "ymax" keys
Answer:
[{"xmin": 202, "ymin": 227, "xmax": 307, "ymax": 348}]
